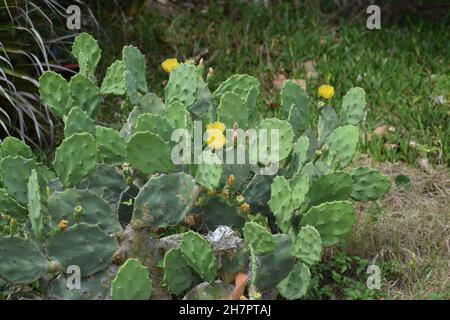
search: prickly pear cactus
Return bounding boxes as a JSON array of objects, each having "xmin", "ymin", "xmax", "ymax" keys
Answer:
[{"xmin": 111, "ymin": 258, "xmax": 153, "ymax": 300}]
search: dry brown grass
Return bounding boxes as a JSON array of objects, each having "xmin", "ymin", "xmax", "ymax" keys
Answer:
[{"xmin": 347, "ymin": 156, "xmax": 449, "ymax": 299}]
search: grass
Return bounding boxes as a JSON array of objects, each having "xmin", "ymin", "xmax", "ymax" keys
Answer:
[{"xmin": 95, "ymin": 1, "xmax": 449, "ymax": 167}]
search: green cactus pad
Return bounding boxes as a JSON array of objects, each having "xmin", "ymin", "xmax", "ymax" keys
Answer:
[
  {"xmin": 294, "ymin": 225, "xmax": 322, "ymax": 266},
  {"xmin": 220, "ymin": 163, "xmax": 252, "ymax": 192},
  {"xmin": 100, "ymin": 60, "xmax": 126, "ymax": 95},
  {"xmin": 340, "ymin": 87, "xmax": 366, "ymax": 125},
  {"xmin": 0, "ymin": 156, "xmax": 38, "ymax": 204},
  {"xmin": 0, "ymin": 137, "xmax": 33, "ymax": 159},
  {"xmin": 53, "ymin": 133, "xmax": 98, "ymax": 188},
  {"xmin": 47, "ymin": 188, "xmax": 122, "ymax": 235},
  {"xmin": 71, "ymin": 33, "xmax": 101, "ymax": 78},
  {"xmin": 132, "ymin": 173, "xmax": 199, "ymax": 228},
  {"xmin": 0, "ymin": 188, "xmax": 27, "ymax": 221},
  {"xmin": 280, "ymin": 80, "xmax": 309, "ymax": 130},
  {"xmin": 220, "ymin": 247, "xmax": 249, "ymax": 276},
  {"xmin": 39, "ymin": 71, "xmax": 72, "ymax": 117},
  {"xmin": 134, "ymin": 113, "xmax": 173, "ymax": 142},
  {"xmin": 64, "ymin": 107, "xmax": 96, "ymax": 138},
  {"xmin": 95, "ymin": 126, "xmax": 126, "ymax": 166},
  {"xmin": 0, "ymin": 237, "xmax": 48, "ymax": 284},
  {"xmin": 287, "ymin": 104, "xmax": 304, "ymax": 139},
  {"xmin": 78, "ymin": 164, "xmax": 127, "ymax": 209},
  {"xmin": 180, "ymin": 230, "xmax": 217, "ymax": 283},
  {"xmin": 69, "ymin": 74, "xmax": 101, "ymax": 117},
  {"xmin": 251, "ymin": 234, "xmax": 295, "ymax": 291},
  {"xmin": 27, "ymin": 169, "xmax": 44, "ymax": 241},
  {"xmin": 243, "ymin": 222, "xmax": 275, "ymax": 255},
  {"xmin": 305, "ymin": 172, "xmax": 353, "ymax": 208},
  {"xmin": 290, "ymin": 172, "xmax": 309, "ymax": 210},
  {"xmin": 126, "ymin": 131, "xmax": 172, "ymax": 174},
  {"xmin": 166, "ymin": 101, "xmax": 192, "ymax": 131},
  {"xmin": 123, "ymin": 45, "xmax": 148, "ymax": 93},
  {"xmin": 163, "ymin": 248, "xmax": 195, "ymax": 295},
  {"xmin": 217, "ymin": 92, "xmax": 247, "ymax": 129},
  {"xmin": 124, "ymin": 70, "xmax": 140, "ymax": 105},
  {"xmin": 257, "ymin": 118, "xmax": 294, "ymax": 164},
  {"xmin": 318, "ymin": 105, "xmax": 339, "ymax": 146},
  {"xmin": 47, "ymin": 223, "xmax": 118, "ymax": 277},
  {"xmin": 111, "ymin": 258, "xmax": 152, "ymax": 300},
  {"xmin": 300, "ymin": 201, "xmax": 355, "ymax": 247},
  {"xmin": 242, "ymin": 174, "xmax": 274, "ymax": 213},
  {"xmin": 285, "ymin": 135, "xmax": 310, "ymax": 178},
  {"xmin": 268, "ymin": 176, "xmax": 293, "ymax": 233},
  {"xmin": 165, "ymin": 63, "xmax": 198, "ymax": 107},
  {"xmin": 325, "ymin": 125, "xmax": 359, "ymax": 169},
  {"xmin": 213, "ymin": 74, "xmax": 260, "ymax": 102},
  {"xmin": 48, "ymin": 266, "xmax": 117, "ymax": 300},
  {"xmin": 349, "ymin": 166, "xmax": 391, "ymax": 201},
  {"xmin": 276, "ymin": 262, "xmax": 310, "ymax": 300},
  {"xmin": 245, "ymin": 86, "xmax": 260, "ymax": 125},
  {"xmin": 183, "ymin": 281, "xmax": 233, "ymax": 300},
  {"xmin": 201, "ymin": 198, "xmax": 244, "ymax": 229},
  {"xmin": 195, "ymin": 150, "xmax": 222, "ymax": 190}
]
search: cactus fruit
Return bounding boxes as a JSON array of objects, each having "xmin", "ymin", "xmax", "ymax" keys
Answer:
[
  {"xmin": 111, "ymin": 258, "xmax": 153, "ymax": 300},
  {"xmin": 134, "ymin": 113, "xmax": 173, "ymax": 142},
  {"xmin": 122, "ymin": 45, "xmax": 148, "ymax": 93},
  {"xmin": 217, "ymin": 92, "xmax": 247, "ymax": 129},
  {"xmin": 349, "ymin": 166, "xmax": 391, "ymax": 201},
  {"xmin": 27, "ymin": 169, "xmax": 44, "ymax": 241},
  {"xmin": 304, "ymin": 172, "xmax": 353, "ymax": 208},
  {"xmin": 39, "ymin": 71, "xmax": 72, "ymax": 117},
  {"xmin": 100, "ymin": 60, "xmax": 126, "ymax": 95},
  {"xmin": 293, "ymin": 225, "xmax": 322, "ymax": 266},
  {"xmin": 268, "ymin": 176, "xmax": 293, "ymax": 233},
  {"xmin": 48, "ymin": 266, "xmax": 117, "ymax": 300},
  {"xmin": 69, "ymin": 74, "xmax": 101, "ymax": 117},
  {"xmin": 280, "ymin": 80, "xmax": 309, "ymax": 130},
  {"xmin": 195, "ymin": 150, "xmax": 222, "ymax": 190},
  {"xmin": 290, "ymin": 172, "xmax": 309, "ymax": 210},
  {"xmin": 184, "ymin": 281, "xmax": 234, "ymax": 300},
  {"xmin": 126, "ymin": 131, "xmax": 172, "ymax": 174},
  {"xmin": 95, "ymin": 126, "xmax": 126, "ymax": 166},
  {"xmin": 318, "ymin": 105, "xmax": 339, "ymax": 146},
  {"xmin": 0, "ymin": 188, "xmax": 27, "ymax": 221},
  {"xmin": 0, "ymin": 137, "xmax": 33, "ymax": 159},
  {"xmin": 213, "ymin": 74, "xmax": 260, "ymax": 102},
  {"xmin": 0, "ymin": 237, "xmax": 48, "ymax": 284},
  {"xmin": 201, "ymin": 198, "xmax": 245, "ymax": 229},
  {"xmin": 0, "ymin": 156, "xmax": 39, "ymax": 204},
  {"xmin": 300, "ymin": 201, "xmax": 355, "ymax": 247},
  {"xmin": 163, "ymin": 248, "xmax": 195, "ymax": 295},
  {"xmin": 46, "ymin": 223, "xmax": 118, "ymax": 277},
  {"xmin": 243, "ymin": 222, "xmax": 275, "ymax": 255},
  {"xmin": 165, "ymin": 63, "xmax": 198, "ymax": 107},
  {"xmin": 71, "ymin": 32, "xmax": 101, "ymax": 78},
  {"xmin": 53, "ymin": 133, "xmax": 98, "ymax": 188},
  {"xmin": 180, "ymin": 230, "xmax": 217, "ymax": 283},
  {"xmin": 251, "ymin": 234, "xmax": 295, "ymax": 291},
  {"xmin": 325, "ymin": 125, "xmax": 359, "ymax": 169},
  {"xmin": 340, "ymin": 87, "xmax": 366, "ymax": 125},
  {"xmin": 276, "ymin": 262, "xmax": 310, "ymax": 300},
  {"xmin": 47, "ymin": 188, "xmax": 121, "ymax": 235},
  {"xmin": 132, "ymin": 173, "xmax": 199, "ymax": 228},
  {"xmin": 257, "ymin": 118, "xmax": 294, "ymax": 164},
  {"xmin": 64, "ymin": 107, "xmax": 96, "ymax": 138}
]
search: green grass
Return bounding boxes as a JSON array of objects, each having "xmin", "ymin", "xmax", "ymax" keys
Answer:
[{"xmin": 96, "ymin": 1, "xmax": 449, "ymax": 166}]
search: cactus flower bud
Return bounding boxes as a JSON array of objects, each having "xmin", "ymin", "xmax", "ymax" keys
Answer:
[
  {"xmin": 207, "ymin": 189, "xmax": 217, "ymax": 197},
  {"xmin": 240, "ymin": 203, "xmax": 250, "ymax": 214},
  {"xmin": 222, "ymin": 189, "xmax": 230, "ymax": 199},
  {"xmin": 236, "ymin": 195, "xmax": 245, "ymax": 205},
  {"xmin": 58, "ymin": 220, "xmax": 69, "ymax": 231},
  {"xmin": 226, "ymin": 175, "xmax": 235, "ymax": 186}
]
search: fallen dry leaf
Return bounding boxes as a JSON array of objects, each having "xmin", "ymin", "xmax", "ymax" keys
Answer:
[
  {"xmin": 418, "ymin": 158, "xmax": 433, "ymax": 174},
  {"xmin": 373, "ymin": 125, "xmax": 395, "ymax": 138},
  {"xmin": 384, "ymin": 143, "xmax": 398, "ymax": 150},
  {"xmin": 303, "ymin": 60, "xmax": 318, "ymax": 79},
  {"xmin": 229, "ymin": 272, "xmax": 249, "ymax": 300}
]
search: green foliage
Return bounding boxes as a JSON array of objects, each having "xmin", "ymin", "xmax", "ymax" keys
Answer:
[{"xmin": 111, "ymin": 258, "xmax": 152, "ymax": 300}]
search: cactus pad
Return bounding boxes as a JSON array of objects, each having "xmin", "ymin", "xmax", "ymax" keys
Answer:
[
  {"xmin": 0, "ymin": 188, "xmax": 27, "ymax": 221},
  {"xmin": 217, "ymin": 92, "xmax": 247, "ymax": 129},
  {"xmin": 64, "ymin": 107, "xmax": 96, "ymax": 138},
  {"xmin": 111, "ymin": 258, "xmax": 152, "ymax": 300},
  {"xmin": 95, "ymin": 126, "xmax": 126, "ymax": 166},
  {"xmin": 290, "ymin": 172, "xmax": 309, "ymax": 210},
  {"xmin": 134, "ymin": 113, "xmax": 173, "ymax": 142},
  {"xmin": 305, "ymin": 172, "xmax": 353, "ymax": 208},
  {"xmin": 294, "ymin": 225, "xmax": 322, "ymax": 266},
  {"xmin": 100, "ymin": 60, "xmax": 126, "ymax": 95},
  {"xmin": 195, "ymin": 150, "xmax": 222, "ymax": 190},
  {"xmin": 349, "ymin": 166, "xmax": 391, "ymax": 201},
  {"xmin": 280, "ymin": 80, "xmax": 309, "ymax": 130},
  {"xmin": 132, "ymin": 173, "xmax": 199, "ymax": 228},
  {"xmin": 71, "ymin": 32, "xmax": 101, "ymax": 78},
  {"xmin": 201, "ymin": 198, "xmax": 244, "ymax": 229},
  {"xmin": 268, "ymin": 176, "xmax": 293, "ymax": 233},
  {"xmin": 165, "ymin": 63, "xmax": 198, "ymax": 107},
  {"xmin": 123, "ymin": 45, "xmax": 148, "ymax": 93},
  {"xmin": 27, "ymin": 169, "xmax": 44, "ymax": 241},
  {"xmin": 163, "ymin": 248, "xmax": 194, "ymax": 295},
  {"xmin": 53, "ymin": 133, "xmax": 98, "ymax": 188},
  {"xmin": 213, "ymin": 74, "xmax": 260, "ymax": 102},
  {"xmin": 318, "ymin": 105, "xmax": 339, "ymax": 146},
  {"xmin": 257, "ymin": 118, "xmax": 294, "ymax": 164},
  {"xmin": 340, "ymin": 87, "xmax": 366, "ymax": 125},
  {"xmin": 69, "ymin": 74, "xmax": 101, "ymax": 117},
  {"xmin": 0, "ymin": 137, "xmax": 33, "ymax": 159},
  {"xmin": 39, "ymin": 71, "xmax": 72, "ymax": 117},
  {"xmin": 325, "ymin": 125, "xmax": 359, "ymax": 169},
  {"xmin": 276, "ymin": 262, "xmax": 310, "ymax": 300},
  {"xmin": 47, "ymin": 223, "xmax": 118, "ymax": 277},
  {"xmin": 180, "ymin": 230, "xmax": 217, "ymax": 283},
  {"xmin": 0, "ymin": 156, "xmax": 38, "ymax": 204},
  {"xmin": 243, "ymin": 222, "xmax": 275, "ymax": 255}
]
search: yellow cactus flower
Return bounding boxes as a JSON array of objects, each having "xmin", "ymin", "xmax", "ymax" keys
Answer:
[
  {"xmin": 207, "ymin": 121, "xmax": 226, "ymax": 133},
  {"xmin": 161, "ymin": 58, "xmax": 179, "ymax": 73},
  {"xmin": 318, "ymin": 84, "xmax": 335, "ymax": 100}
]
